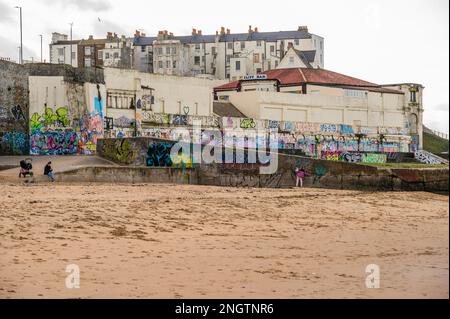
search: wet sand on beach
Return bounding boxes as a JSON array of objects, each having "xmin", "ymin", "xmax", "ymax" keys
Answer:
[{"xmin": 0, "ymin": 183, "xmax": 448, "ymax": 298}]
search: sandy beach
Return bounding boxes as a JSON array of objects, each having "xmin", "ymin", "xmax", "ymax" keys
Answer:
[{"xmin": 0, "ymin": 183, "xmax": 448, "ymax": 298}]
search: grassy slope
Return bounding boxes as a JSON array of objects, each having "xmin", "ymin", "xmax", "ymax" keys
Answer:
[{"xmin": 423, "ymin": 132, "xmax": 449, "ymax": 155}]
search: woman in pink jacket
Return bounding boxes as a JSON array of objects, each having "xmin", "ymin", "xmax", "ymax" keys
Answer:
[{"xmin": 295, "ymin": 167, "xmax": 307, "ymax": 188}]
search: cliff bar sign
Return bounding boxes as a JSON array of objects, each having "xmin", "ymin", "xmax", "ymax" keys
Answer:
[{"xmin": 243, "ymin": 74, "xmax": 268, "ymax": 81}]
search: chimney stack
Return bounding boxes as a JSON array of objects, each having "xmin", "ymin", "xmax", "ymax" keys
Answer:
[
  {"xmin": 287, "ymin": 42, "xmax": 293, "ymax": 49},
  {"xmin": 134, "ymin": 30, "xmax": 141, "ymax": 37},
  {"xmin": 226, "ymin": 28, "xmax": 230, "ymax": 34},
  {"xmin": 88, "ymin": 35, "xmax": 93, "ymax": 40},
  {"xmin": 198, "ymin": 30, "xmax": 202, "ymax": 35},
  {"xmin": 254, "ymin": 27, "xmax": 258, "ymax": 32},
  {"xmin": 220, "ymin": 27, "xmax": 225, "ymax": 35},
  {"xmin": 298, "ymin": 25, "xmax": 308, "ymax": 32},
  {"xmin": 248, "ymin": 25, "xmax": 252, "ymax": 33},
  {"xmin": 192, "ymin": 28, "xmax": 197, "ymax": 35}
]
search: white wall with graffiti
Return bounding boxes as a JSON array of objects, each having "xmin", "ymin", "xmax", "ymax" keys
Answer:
[{"xmin": 28, "ymin": 76, "xmax": 106, "ymax": 155}]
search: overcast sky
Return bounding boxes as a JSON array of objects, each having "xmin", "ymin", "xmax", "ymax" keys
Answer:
[{"xmin": 0, "ymin": 0, "xmax": 448, "ymax": 133}]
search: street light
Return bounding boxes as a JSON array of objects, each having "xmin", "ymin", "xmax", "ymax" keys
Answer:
[
  {"xmin": 14, "ymin": 6, "xmax": 23, "ymax": 64},
  {"xmin": 39, "ymin": 34, "xmax": 43, "ymax": 62}
]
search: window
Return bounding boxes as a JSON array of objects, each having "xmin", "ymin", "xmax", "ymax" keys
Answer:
[
  {"xmin": 270, "ymin": 45, "xmax": 275, "ymax": 53},
  {"xmin": 253, "ymin": 53, "xmax": 260, "ymax": 63},
  {"xmin": 173, "ymin": 60, "xmax": 177, "ymax": 68},
  {"xmin": 275, "ymin": 60, "xmax": 279, "ymax": 68},
  {"xmin": 98, "ymin": 50, "xmax": 103, "ymax": 59},
  {"xmin": 166, "ymin": 60, "xmax": 170, "ymax": 68},
  {"xmin": 141, "ymin": 45, "xmax": 146, "ymax": 52},
  {"xmin": 84, "ymin": 58, "xmax": 91, "ymax": 67},
  {"xmin": 235, "ymin": 60, "xmax": 241, "ymax": 71},
  {"xmin": 158, "ymin": 61, "xmax": 163, "ymax": 69},
  {"xmin": 57, "ymin": 48, "xmax": 64, "ymax": 56},
  {"xmin": 227, "ymin": 42, "xmax": 233, "ymax": 50},
  {"xmin": 71, "ymin": 52, "xmax": 76, "ymax": 60},
  {"xmin": 226, "ymin": 55, "xmax": 231, "ymax": 63},
  {"xmin": 289, "ymin": 56, "xmax": 294, "ymax": 64},
  {"xmin": 172, "ymin": 47, "xmax": 177, "ymax": 54},
  {"xmin": 344, "ymin": 89, "xmax": 366, "ymax": 98},
  {"xmin": 166, "ymin": 47, "xmax": 171, "ymax": 54},
  {"xmin": 240, "ymin": 41, "xmax": 245, "ymax": 50},
  {"xmin": 195, "ymin": 44, "xmax": 200, "ymax": 50},
  {"xmin": 294, "ymin": 39, "xmax": 299, "ymax": 45},
  {"xmin": 157, "ymin": 47, "xmax": 163, "ymax": 55},
  {"xmin": 410, "ymin": 90, "xmax": 417, "ymax": 103},
  {"xmin": 105, "ymin": 52, "xmax": 110, "ymax": 59},
  {"xmin": 84, "ymin": 46, "xmax": 91, "ymax": 55},
  {"xmin": 194, "ymin": 56, "xmax": 200, "ymax": 65},
  {"xmin": 256, "ymin": 40, "xmax": 261, "ymax": 47},
  {"xmin": 211, "ymin": 47, "xmax": 216, "ymax": 55},
  {"xmin": 113, "ymin": 52, "xmax": 119, "ymax": 59},
  {"xmin": 256, "ymin": 68, "xmax": 262, "ymax": 74}
]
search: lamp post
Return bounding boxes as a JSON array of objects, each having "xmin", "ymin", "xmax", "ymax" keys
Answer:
[
  {"xmin": 14, "ymin": 6, "xmax": 23, "ymax": 64},
  {"xmin": 69, "ymin": 22, "xmax": 73, "ymax": 66},
  {"xmin": 39, "ymin": 34, "xmax": 43, "ymax": 62}
]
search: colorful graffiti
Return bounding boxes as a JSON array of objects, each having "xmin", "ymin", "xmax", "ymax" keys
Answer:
[
  {"xmin": 101, "ymin": 139, "xmax": 137, "ymax": 164},
  {"xmin": 0, "ymin": 132, "xmax": 28, "ymax": 155},
  {"xmin": 146, "ymin": 142, "xmax": 192, "ymax": 168},
  {"xmin": 30, "ymin": 130, "xmax": 78, "ymax": 155},
  {"xmin": 240, "ymin": 118, "xmax": 256, "ymax": 129}
]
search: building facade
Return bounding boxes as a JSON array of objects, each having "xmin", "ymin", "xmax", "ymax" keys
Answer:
[
  {"xmin": 214, "ymin": 67, "xmax": 424, "ymax": 150},
  {"xmin": 77, "ymin": 36, "xmax": 107, "ymax": 68},
  {"xmin": 103, "ymin": 33, "xmax": 134, "ymax": 69},
  {"xmin": 49, "ymin": 32, "xmax": 79, "ymax": 67},
  {"xmin": 133, "ymin": 26, "xmax": 324, "ymax": 80}
]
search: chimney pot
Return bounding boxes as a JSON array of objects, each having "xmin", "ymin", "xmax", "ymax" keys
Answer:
[
  {"xmin": 226, "ymin": 28, "xmax": 230, "ymax": 34},
  {"xmin": 288, "ymin": 42, "xmax": 293, "ymax": 49},
  {"xmin": 192, "ymin": 28, "xmax": 197, "ymax": 35},
  {"xmin": 198, "ymin": 30, "xmax": 202, "ymax": 35},
  {"xmin": 248, "ymin": 25, "xmax": 252, "ymax": 33},
  {"xmin": 254, "ymin": 27, "xmax": 258, "ymax": 32}
]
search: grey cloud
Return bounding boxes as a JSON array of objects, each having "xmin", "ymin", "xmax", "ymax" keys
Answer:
[
  {"xmin": 0, "ymin": 1, "xmax": 14, "ymax": 24},
  {"xmin": 0, "ymin": 35, "xmax": 37, "ymax": 62}
]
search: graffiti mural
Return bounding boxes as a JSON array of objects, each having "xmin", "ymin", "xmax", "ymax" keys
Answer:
[
  {"xmin": 320, "ymin": 124, "xmax": 338, "ymax": 133},
  {"xmin": 146, "ymin": 142, "xmax": 193, "ymax": 168},
  {"xmin": 0, "ymin": 132, "xmax": 28, "ymax": 155},
  {"xmin": 30, "ymin": 131, "xmax": 78, "ymax": 155},
  {"xmin": 101, "ymin": 139, "xmax": 137, "ymax": 164},
  {"xmin": 171, "ymin": 114, "xmax": 188, "ymax": 126},
  {"xmin": 240, "ymin": 118, "xmax": 256, "ymax": 129},
  {"xmin": 414, "ymin": 150, "xmax": 446, "ymax": 165},
  {"xmin": 341, "ymin": 152, "xmax": 363, "ymax": 163},
  {"xmin": 11, "ymin": 105, "xmax": 26, "ymax": 121},
  {"xmin": 339, "ymin": 124, "xmax": 354, "ymax": 134},
  {"xmin": 362, "ymin": 153, "xmax": 387, "ymax": 164}
]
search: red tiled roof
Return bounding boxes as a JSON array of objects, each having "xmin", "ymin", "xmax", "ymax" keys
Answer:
[{"xmin": 214, "ymin": 68, "xmax": 402, "ymax": 94}]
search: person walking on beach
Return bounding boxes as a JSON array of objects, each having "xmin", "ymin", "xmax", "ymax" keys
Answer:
[
  {"xmin": 295, "ymin": 167, "xmax": 307, "ymax": 188},
  {"xmin": 44, "ymin": 161, "xmax": 55, "ymax": 182}
]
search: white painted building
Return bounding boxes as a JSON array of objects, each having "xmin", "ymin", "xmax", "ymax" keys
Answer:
[
  {"xmin": 103, "ymin": 33, "xmax": 134, "ymax": 69},
  {"xmin": 214, "ymin": 67, "xmax": 424, "ymax": 148},
  {"xmin": 49, "ymin": 33, "xmax": 79, "ymax": 67},
  {"xmin": 133, "ymin": 26, "xmax": 324, "ymax": 80}
]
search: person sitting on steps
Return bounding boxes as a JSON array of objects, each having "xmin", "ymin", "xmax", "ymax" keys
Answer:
[{"xmin": 44, "ymin": 161, "xmax": 55, "ymax": 182}]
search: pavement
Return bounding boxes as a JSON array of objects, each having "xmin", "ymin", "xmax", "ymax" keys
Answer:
[{"xmin": 0, "ymin": 155, "xmax": 117, "ymax": 183}]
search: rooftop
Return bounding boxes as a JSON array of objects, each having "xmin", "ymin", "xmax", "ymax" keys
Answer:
[
  {"xmin": 214, "ymin": 67, "xmax": 404, "ymax": 94},
  {"xmin": 133, "ymin": 29, "xmax": 314, "ymax": 46}
]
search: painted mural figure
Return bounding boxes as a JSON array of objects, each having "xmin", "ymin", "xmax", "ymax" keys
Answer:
[{"xmin": 19, "ymin": 158, "xmax": 33, "ymax": 178}]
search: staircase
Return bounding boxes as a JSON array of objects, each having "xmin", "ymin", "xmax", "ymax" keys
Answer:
[{"xmin": 414, "ymin": 149, "xmax": 449, "ymax": 165}]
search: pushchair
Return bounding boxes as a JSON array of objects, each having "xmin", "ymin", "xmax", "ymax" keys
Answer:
[{"xmin": 19, "ymin": 159, "xmax": 33, "ymax": 178}]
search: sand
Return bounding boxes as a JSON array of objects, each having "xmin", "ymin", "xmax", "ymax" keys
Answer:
[{"xmin": 0, "ymin": 183, "xmax": 448, "ymax": 298}]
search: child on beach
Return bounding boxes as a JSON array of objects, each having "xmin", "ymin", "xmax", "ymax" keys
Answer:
[{"xmin": 295, "ymin": 167, "xmax": 307, "ymax": 188}]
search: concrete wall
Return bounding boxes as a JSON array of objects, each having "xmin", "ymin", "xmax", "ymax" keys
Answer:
[
  {"xmin": 225, "ymin": 89, "xmax": 406, "ymax": 128},
  {"xmin": 93, "ymin": 137, "xmax": 448, "ymax": 191},
  {"xmin": 0, "ymin": 60, "xmax": 29, "ymax": 155},
  {"xmin": 103, "ymin": 68, "xmax": 226, "ymax": 117}
]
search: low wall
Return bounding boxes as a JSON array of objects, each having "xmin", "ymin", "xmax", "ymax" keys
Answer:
[
  {"xmin": 88, "ymin": 137, "xmax": 450, "ymax": 191},
  {"xmin": 57, "ymin": 166, "xmax": 197, "ymax": 184}
]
